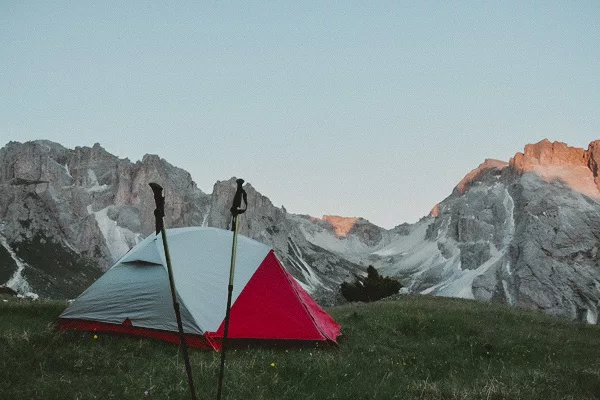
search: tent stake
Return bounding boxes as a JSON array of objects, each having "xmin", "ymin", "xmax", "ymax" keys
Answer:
[
  {"xmin": 216, "ymin": 178, "xmax": 247, "ymax": 400},
  {"xmin": 149, "ymin": 183, "xmax": 198, "ymax": 400}
]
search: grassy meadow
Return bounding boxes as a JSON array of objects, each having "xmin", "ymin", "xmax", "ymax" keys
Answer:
[{"xmin": 2, "ymin": 295, "xmax": 600, "ymax": 399}]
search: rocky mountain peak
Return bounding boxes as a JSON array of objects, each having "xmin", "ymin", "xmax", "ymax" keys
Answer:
[
  {"xmin": 456, "ymin": 159, "xmax": 508, "ymax": 194},
  {"xmin": 585, "ymin": 140, "xmax": 600, "ymax": 186},
  {"xmin": 320, "ymin": 215, "xmax": 360, "ymax": 238},
  {"xmin": 302, "ymin": 215, "xmax": 388, "ymax": 249},
  {"xmin": 510, "ymin": 139, "xmax": 589, "ymax": 171},
  {"xmin": 510, "ymin": 139, "xmax": 600, "ymax": 199}
]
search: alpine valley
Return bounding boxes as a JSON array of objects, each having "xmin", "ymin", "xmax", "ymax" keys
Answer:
[{"xmin": 2, "ymin": 139, "xmax": 600, "ymax": 324}]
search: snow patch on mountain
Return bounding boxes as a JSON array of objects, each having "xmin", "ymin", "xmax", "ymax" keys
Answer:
[
  {"xmin": 86, "ymin": 169, "xmax": 109, "ymax": 192},
  {"xmin": 62, "ymin": 163, "xmax": 72, "ymax": 178},
  {"xmin": 201, "ymin": 209, "xmax": 210, "ymax": 227},
  {"xmin": 587, "ymin": 309, "xmax": 598, "ymax": 324},
  {"xmin": 503, "ymin": 188, "xmax": 515, "ymax": 243},
  {"xmin": 0, "ymin": 233, "xmax": 33, "ymax": 294},
  {"xmin": 502, "ymin": 279, "xmax": 515, "ymax": 305},
  {"xmin": 286, "ymin": 238, "xmax": 327, "ymax": 294},
  {"xmin": 88, "ymin": 205, "xmax": 139, "ymax": 261},
  {"xmin": 374, "ymin": 220, "xmax": 452, "ymax": 289},
  {"xmin": 425, "ymin": 245, "xmax": 501, "ymax": 299},
  {"xmin": 372, "ymin": 222, "xmax": 429, "ymax": 257}
]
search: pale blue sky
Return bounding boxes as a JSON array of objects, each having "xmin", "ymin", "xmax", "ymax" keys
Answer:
[{"xmin": 1, "ymin": 1, "xmax": 599, "ymax": 228}]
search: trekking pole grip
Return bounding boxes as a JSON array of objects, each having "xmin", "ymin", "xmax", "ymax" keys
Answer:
[
  {"xmin": 149, "ymin": 183, "xmax": 165, "ymax": 234},
  {"xmin": 230, "ymin": 178, "xmax": 246, "ymax": 215}
]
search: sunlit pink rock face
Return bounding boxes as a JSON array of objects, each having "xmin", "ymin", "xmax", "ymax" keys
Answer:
[
  {"xmin": 510, "ymin": 139, "xmax": 600, "ymax": 199},
  {"xmin": 456, "ymin": 159, "xmax": 509, "ymax": 194},
  {"xmin": 587, "ymin": 140, "xmax": 600, "ymax": 189},
  {"xmin": 321, "ymin": 215, "xmax": 360, "ymax": 238}
]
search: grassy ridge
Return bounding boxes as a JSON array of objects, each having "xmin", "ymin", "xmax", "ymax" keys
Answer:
[{"xmin": 2, "ymin": 296, "xmax": 600, "ymax": 399}]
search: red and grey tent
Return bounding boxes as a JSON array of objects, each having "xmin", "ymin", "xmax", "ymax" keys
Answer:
[{"xmin": 58, "ymin": 227, "xmax": 341, "ymax": 350}]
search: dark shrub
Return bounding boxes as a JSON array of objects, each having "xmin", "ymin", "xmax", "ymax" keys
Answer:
[{"xmin": 341, "ymin": 266, "xmax": 402, "ymax": 302}]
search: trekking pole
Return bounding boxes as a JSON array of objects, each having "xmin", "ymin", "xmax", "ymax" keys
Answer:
[
  {"xmin": 149, "ymin": 183, "xmax": 198, "ymax": 400},
  {"xmin": 216, "ymin": 178, "xmax": 247, "ymax": 400}
]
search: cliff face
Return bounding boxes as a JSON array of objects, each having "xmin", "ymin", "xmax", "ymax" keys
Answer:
[
  {"xmin": 456, "ymin": 159, "xmax": 509, "ymax": 194},
  {"xmin": 510, "ymin": 139, "xmax": 590, "ymax": 170},
  {"xmin": 368, "ymin": 139, "xmax": 600, "ymax": 323},
  {"xmin": 509, "ymin": 139, "xmax": 600, "ymax": 199},
  {"xmin": 0, "ymin": 140, "xmax": 360, "ymax": 303},
  {"xmin": 0, "ymin": 141, "xmax": 208, "ymax": 266}
]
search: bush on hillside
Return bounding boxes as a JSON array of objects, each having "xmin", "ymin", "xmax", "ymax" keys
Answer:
[{"xmin": 340, "ymin": 266, "xmax": 402, "ymax": 302}]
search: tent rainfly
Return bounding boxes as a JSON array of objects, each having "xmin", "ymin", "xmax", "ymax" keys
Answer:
[{"xmin": 58, "ymin": 227, "xmax": 341, "ymax": 350}]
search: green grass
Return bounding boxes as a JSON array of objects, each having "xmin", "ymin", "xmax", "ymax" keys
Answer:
[{"xmin": 2, "ymin": 295, "xmax": 600, "ymax": 399}]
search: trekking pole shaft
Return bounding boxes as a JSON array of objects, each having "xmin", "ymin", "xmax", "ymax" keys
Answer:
[
  {"xmin": 149, "ymin": 183, "xmax": 198, "ymax": 400},
  {"xmin": 227, "ymin": 217, "xmax": 240, "ymax": 287},
  {"xmin": 160, "ymin": 227, "xmax": 198, "ymax": 400},
  {"xmin": 216, "ymin": 213, "xmax": 240, "ymax": 400}
]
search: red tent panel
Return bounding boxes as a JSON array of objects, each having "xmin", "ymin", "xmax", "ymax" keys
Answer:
[
  {"xmin": 285, "ymin": 266, "xmax": 342, "ymax": 341},
  {"xmin": 206, "ymin": 251, "xmax": 341, "ymax": 346}
]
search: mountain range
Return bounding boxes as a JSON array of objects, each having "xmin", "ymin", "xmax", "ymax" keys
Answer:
[{"xmin": 1, "ymin": 139, "xmax": 600, "ymax": 323}]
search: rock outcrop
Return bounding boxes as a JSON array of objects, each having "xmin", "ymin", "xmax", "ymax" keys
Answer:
[
  {"xmin": 456, "ymin": 159, "xmax": 508, "ymax": 194},
  {"xmin": 510, "ymin": 139, "xmax": 600, "ymax": 199}
]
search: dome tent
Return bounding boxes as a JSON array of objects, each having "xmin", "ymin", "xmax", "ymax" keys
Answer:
[{"xmin": 58, "ymin": 227, "xmax": 340, "ymax": 350}]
